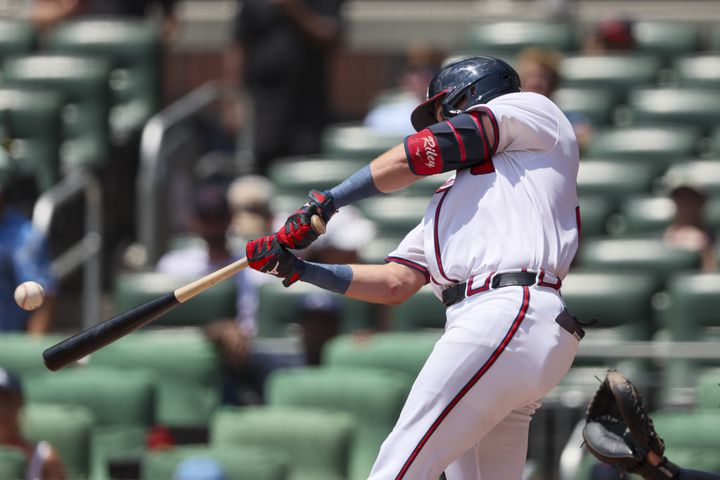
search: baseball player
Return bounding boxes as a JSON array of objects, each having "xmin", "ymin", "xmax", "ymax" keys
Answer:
[{"xmin": 246, "ymin": 56, "xmax": 583, "ymax": 479}]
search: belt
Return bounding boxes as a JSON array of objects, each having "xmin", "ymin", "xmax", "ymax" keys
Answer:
[{"xmin": 441, "ymin": 270, "xmax": 561, "ymax": 308}]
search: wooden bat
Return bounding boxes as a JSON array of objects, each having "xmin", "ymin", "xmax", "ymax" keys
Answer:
[{"xmin": 43, "ymin": 215, "xmax": 327, "ymax": 371}]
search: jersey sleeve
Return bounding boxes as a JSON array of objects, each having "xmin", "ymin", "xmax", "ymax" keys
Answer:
[
  {"xmin": 385, "ymin": 222, "xmax": 430, "ymax": 284},
  {"xmin": 482, "ymin": 92, "xmax": 560, "ymax": 154}
]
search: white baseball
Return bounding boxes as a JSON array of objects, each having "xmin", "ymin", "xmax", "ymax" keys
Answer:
[{"xmin": 14, "ymin": 281, "xmax": 45, "ymax": 311}]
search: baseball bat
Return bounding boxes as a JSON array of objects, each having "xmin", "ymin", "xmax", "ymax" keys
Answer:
[{"xmin": 42, "ymin": 215, "xmax": 327, "ymax": 371}]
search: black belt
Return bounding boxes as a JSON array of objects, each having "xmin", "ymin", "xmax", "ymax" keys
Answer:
[{"xmin": 441, "ymin": 271, "xmax": 539, "ymax": 308}]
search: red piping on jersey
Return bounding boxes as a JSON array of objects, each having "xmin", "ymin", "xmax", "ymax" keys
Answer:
[
  {"xmin": 473, "ymin": 106, "xmax": 500, "ymax": 154},
  {"xmin": 575, "ymin": 205, "xmax": 582, "ymax": 239},
  {"xmin": 433, "ymin": 189, "xmax": 457, "ymax": 283},
  {"xmin": 468, "ymin": 112, "xmax": 489, "ymax": 160},
  {"xmin": 395, "ymin": 286, "xmax": 531, "ymax": 479},
  {"xmin": 386, "ymin": 256, "xmax": 431, "ymax": 284},
  {"xmin": 537, "ymin": 269, "xmax": 562, "ymax": 290},
  {"xmin": 466, "ymin": 271, "xmax": 494, "ymax": 296},
  {"xmin": 446, "ymin": 121, "xmax": 467, "ymax": 163}
]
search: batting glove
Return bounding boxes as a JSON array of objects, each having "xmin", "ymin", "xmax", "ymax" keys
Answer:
[
  {"xmin": 246, "ymin": 235, "xmax": 306, "ymax": 287},
  {"xmin": 277, "ymin": 190, "xmax": 336, "ymax": 250}
]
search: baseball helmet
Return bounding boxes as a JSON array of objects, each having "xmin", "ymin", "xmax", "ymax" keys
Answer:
[{"xmin": 410, "ymin": 56, "xmax": 521, "ymax": 131}]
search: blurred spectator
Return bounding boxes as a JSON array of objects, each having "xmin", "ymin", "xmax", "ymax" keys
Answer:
[
  {"xmin": 227, "ymin": 174, "xmax": 276, "ymax": 241},
  {"xmin": 0, "ymin": 153, "xmax": 56, "ymax": 334},
  {"xmin": 516, "ymin": 47, "xmax": 594, "ymax": 149},
  {"xmin": 174, "ymin": 457, "xmax": 227, "ymax": 480},
  {"xmin": 364, "ymin": 43, "xmax": 444, "ymax": 135},
  {"xmin": 663, "ymin": 183, "xmax": 716, "ymax": 272},
  {"xmin": 583, "ymin": 16, "xmax": 635, "ymax": 54},
  {"xmin": 226, "ymin": 0, "xmax": 345, "ymax": 175},
  {"xmin": 32, "ymin": 0, "xmax": 179, "ymax": 41},
  {"xmin": 295, "ymin": 292, "xmax": 342, "ymax": 365},
  {"xmin": 0, "ymin": 368, "xmax": 66, "ymax": 480},
  {"xmin": 156, "ymin": 182, "xmax": 259, "ymax": 355}
]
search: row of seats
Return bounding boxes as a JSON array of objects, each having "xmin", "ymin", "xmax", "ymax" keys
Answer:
[{"xmin": 0, "ymin": 18, "xmax": 160, "ymax": 192}]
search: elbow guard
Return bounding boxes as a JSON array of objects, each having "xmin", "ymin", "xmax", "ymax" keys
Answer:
[{"xmin": 404, "ymin": 109, "xmax": 498, "ymax": 175}]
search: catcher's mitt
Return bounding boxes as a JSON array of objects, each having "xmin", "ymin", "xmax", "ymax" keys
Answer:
[{"xmin": 582, "ymin": 369, "xmax": 679, "ymax": 479}]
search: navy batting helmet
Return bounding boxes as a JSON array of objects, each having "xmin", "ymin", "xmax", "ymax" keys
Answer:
[{"xmin": 410, "ymin": 56, "xmax": 521, "ymax": 131}]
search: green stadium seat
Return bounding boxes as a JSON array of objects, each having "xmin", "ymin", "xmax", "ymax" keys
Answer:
[
  {"xmin": 662, "ymin": 161, "xmax": 720, "ymax": 197},
  {"xmin": 211, "ymin": 407, "xmax": 354, "ymax": 480},
  {"xmin": 257, "ymin": 280, "xmax": 379, "ymax": 337},
  {"xmin": 321, "ymin": 124, "xmax": 404, "ymax": 160},
  {"xmin": 24, "ymin": 367, "xmax": 154, "ymax": 426},
  {"xmin": 697, "ymin": 368, "xmax": 720, "ymax": 411},
  {"xmin": 553, "ymin": 87, "xmax": 616, "ymax": 126},
  {"xmin": 357, "ymin": 196, "xmax": 428, "ymax": 237},
  {"xmin": 559, "ymin": 55, "xmax": 662, "ymax": 99},
  {"xmin": 0, "ymin": 333, "xmax": 67, "ymax": 377},
  {"xmin": 632, "ymin": 21, "xmax": 702, "ymax": 60},
  {"xmin": 0, "ymin": 88, "xmax": 63, "ymax": 191},
  {"xmin": 462, "ymin": 22, "xmax": 577, "ymax": 54},
  {"xmin": 46, "ymin": 18, "xmax": 161, "ymax": 142},
  {"xmin": 389, "ymin": 285, "xmax": 445, "ymax": 331},
  {"xmin": 267, "ymin": 367, "xmax": 413, "ymax": 480},
  {"xmin": 0, "ymin": 19, "xmax": 35, "ymax": 62},
  {"xmin": 142, "ymin": 445, "xmax": 288, "ymax": 480},
  {"xmin": 610, "ymin": 195, "xmax": 720, "ymax": 236},
  {"xmin": 358, "ymin": 234, "xmax": 404, "ymax": 265},
  {"xmin": 2, "ymin": 54, "xmax": 111, "ymax": 172},
  {"xmin": 22, "ymin": 403, "xmax": 95, "ymax": 479},
  {"xmin": 576, "ymin": 161, "xmax": 656, "ymax": 205},
  {"xmin": 674, "ymin": 55, "xmax": 720, "ymax": 89},
  {"xmin": 402, "ymin": 171, "xmax": 454, "ymax": 197},
  {"xmin": 0, "ymin": 447, "xmax": 25, "ymax": 480},
  {"xmin": 627, "ymin": 88, "xmax": 720, "ymax": 133},
  {"xmin": 91, "ymin": 329, "xmax": 221, "ymax": 427},
  {"xmin": 323, "ymin": 331, "xmax": 441, "ymax": 378},
  {"xmin": 268, "ymin": 157, "xmax": 365, "ymax": 196},
  {"xmin": 578, "ymin": 195, "xmax": 615, "ymax": 237},
  {"xmin": 91, "ymin": 425, "xmax": 146, "ymax": 480},
  {"xmin": 113, "ymin": 271, "xmax": 236, "ymax": 327},
  {"xmin": 583, "ymin": 126, "xmax": 701, "ymax": 162},
  {"xmin": 650, "ymin": 411, "xmax": 720, "ymax": 472},
  {"xmin": 576, "ymin": 237, "xmax": 701, "ymax": 289}
]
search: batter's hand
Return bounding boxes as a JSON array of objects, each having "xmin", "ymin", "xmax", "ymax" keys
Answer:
[
  {"xmin": 246, "ymin": 235, "xmax": 305, "ymax": 287},
  {"xmin": 277, "ymin": 190, "xmax": 336, "ymax": 250}
]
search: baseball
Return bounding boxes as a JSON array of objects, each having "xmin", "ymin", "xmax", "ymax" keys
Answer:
[{"xmin": 14, "ymin": 281, "xmax": 45, "ymax": 311}]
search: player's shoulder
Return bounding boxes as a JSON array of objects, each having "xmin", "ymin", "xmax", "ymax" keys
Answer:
[{"xmin": 487, "ymin": 91, "xmax": 560, "ymax": 111}]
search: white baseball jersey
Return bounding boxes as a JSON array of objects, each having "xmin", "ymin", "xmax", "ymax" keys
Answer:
[{"xmin": 388, "ymin": 91, "xmax": 580, "ymax": 298}]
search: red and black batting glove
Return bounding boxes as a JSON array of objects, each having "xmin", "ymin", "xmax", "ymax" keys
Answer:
[
  {"xmin": 277, "ymin": 190, "xmax": 336, "ymax": 250},
  {"xmin": 246, "ymin": 235, "xmax": 306, "ymax": 287}
]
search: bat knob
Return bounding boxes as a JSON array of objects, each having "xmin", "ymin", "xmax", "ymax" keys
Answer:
[{"xmin": 310, "ymin": 215, "xmax": 326, "ymax": 235}]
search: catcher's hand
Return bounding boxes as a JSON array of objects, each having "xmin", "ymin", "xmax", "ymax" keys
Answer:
[
  {"xmin": 582, "ymin": 369, "xmax": 679, "ymax": 479},
  {"xmin": 246, "ymin": 235, "xmax": 305, "ymax": 287},
  {"xmin": 277, "ymin": 190, "xmax": 335, "ymax": 250}
]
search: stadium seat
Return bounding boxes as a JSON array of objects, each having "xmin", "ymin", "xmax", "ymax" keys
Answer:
[
  {"xmin": 576, "ymin": 161, "xmax": 657, "ymax": 205},
  {"xmin": 91, "ymin": 329, "xmax": 222, "ymax": 427},
  {"xmin": 632, "ymin": 21, "xmax": 703, "ymax": 61},
  {"xmin": 268, "ymin": 157, "xmax": 366, "ymax": 196},
  {"xmin": 113, "ymin": 271, "xmax": 236, "ymax": 327},
  {"xmin": 650, "ymin": 411, "xmax": 720, "ymax": 471},
  {"xmin": 576, "ymin": 237, "xmax": 701, "ymax": 289},
  {"xmin": 357, "ymin": 196, "xmax": 428, "ymax": 237},
  {"xmin": 142, "ymin": 445, "xmax": 288, "ymax": 480},
  {"xmin": 559, "ymin": 55, "xmax": 663, "ymax": 99},
  {"xmin": 358, "ymin": 234, "xmax": 404, "ymax": 264},
  {"xmin": 674, "ymin": 55, "xmax": 720, "ymax": 88},
  {"xmin": 610, "ymin": 195, "xmax": 720, "ymax": 236},
  {"xmin": 388, "ymin": 285, "xmax": 445, "ymax": 331},
  {"xmin": 697, "ymin": 368, "xmax": 720, "ymax": 411},
  {"xmin": 257, "ymin": 281, "xmax": 379, "ymax": 337},
  {"xmin": 0, "ymin": 19, "xmax": 35, "ymax": 63},
  {"xmin": 323, "ymin": 331, "xmax": 441, "ymax": 378},
  {"xmin": 267, "ymin": 367, "xmax": 413, "ymax": 480},
  {"xmin": 0, "ymin": 447, "xmax": 25, "ymax": 480},
  {"xmin": 583, "ymin": 126, "xmax": 702, "ymax": 162},
  {"xmin": 662, "ymin": 161, "xmax": 720, "ymax": 196},
  {"xmin": 578, "ymin": 195, "xmax": 615, "ymax": 237},
  {"xmin": 46, "ymin": 18, "xmax": 161, "ymax": 142},
  {"xmin": 1, "ymin": 54, "xmax": 111, "ymax": 172},
  {"xmin": 0, "ymin": 333, "xmax": 67, "ymax": 377},
  {"xmin": 627, "ymin": 88, "xmax": 720, "ymax": 133},
  {"xmin": 321, "ymin": 124, "xmax": 404, "ymax": 160},
  {"xmin": 22, "ymin": 403, "xmax": 95, "ymax": 479},
  {"xmin": 403, "ymin": 171, "xmax": 454, "ymax": 197},
  {"xmin": 553, "ymin": 87, "xmax": 616, "ymax": 126},
  {"xmin": 0, "ymin": 88, "xmax": 63, "ymax": 191},
  {"xmin": 462, "ymin": 21, "xmax": 577, "ymax": 54},
  {"xmin": 211, "ymin": 407, "xmax": 354, "ymax": 480}
]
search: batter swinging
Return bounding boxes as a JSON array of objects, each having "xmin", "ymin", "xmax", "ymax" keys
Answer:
[{"xmin": 246, "ymin": 56, "xmax": 582, "ymax": 479}]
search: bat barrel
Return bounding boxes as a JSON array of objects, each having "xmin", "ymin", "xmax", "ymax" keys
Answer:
[{"xmin": 42, "ymin": 292, "xmax": 179, "ymax": 371}]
